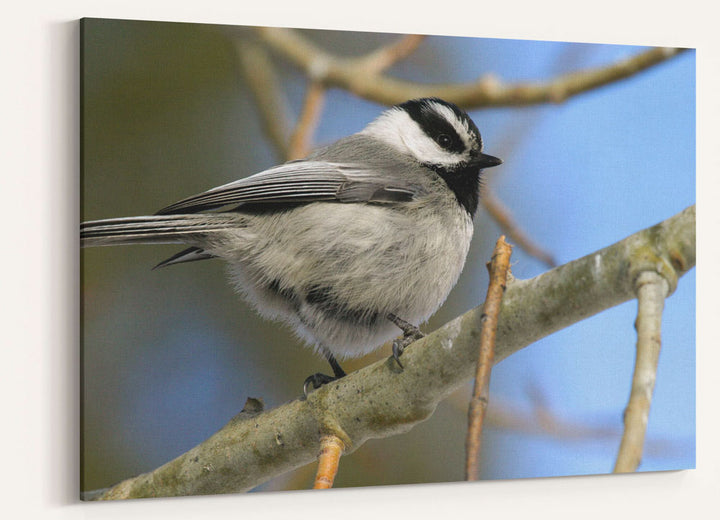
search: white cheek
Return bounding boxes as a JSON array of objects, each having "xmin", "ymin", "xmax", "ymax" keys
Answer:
[
  {"xmin": 398, "ymin": 124, "xmax": 460, "ymax": 166},
  {"xmin": 362, "ymin": 110, "xmax": 467, "ymax": 167}
]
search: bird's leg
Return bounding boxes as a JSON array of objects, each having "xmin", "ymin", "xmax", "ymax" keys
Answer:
[
  {"xmin": 303, "ymin": 348, "xmax": 348, "ymax": 397},
  {"xmin": 387, "ymin": 313, "xmax": 425, "ymax": 369}
]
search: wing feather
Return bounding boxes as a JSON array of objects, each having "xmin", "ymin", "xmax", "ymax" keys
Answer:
[{"xmin": 156, "ymin": 161, "xmax": 419, "ymax": 215}]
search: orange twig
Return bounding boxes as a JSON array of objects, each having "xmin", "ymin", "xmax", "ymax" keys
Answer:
[
  {"xmin": 313, "ymin": 434, "xmax": 345, "ymax": 489},
  {"xmin": 288, "ymin": 82, "xmax": 326, "ymax": 160},
  {"xmin": 465, "ymin": 235, "xmax": 513, "ymax": 481}
]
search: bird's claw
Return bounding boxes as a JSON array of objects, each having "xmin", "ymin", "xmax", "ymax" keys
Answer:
[
  {"xmin": 303, "ymin": 373, "xmax": 338, "ymax": 398},
  {"xmin": 391, "ymin": 326, "xmax": 425, "ymax": 370},
  {"xmin": 392, "ymin": 339, "xmax": 405, "ymax": 369}
]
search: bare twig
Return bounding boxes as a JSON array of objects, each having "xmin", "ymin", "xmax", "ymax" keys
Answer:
[
  {"xmin": 465, "ymin": 236, "xmax": 513, "ymax": 481},
  {"xmin": 482, "ymin": 189, "xmax": 557, "ymax": 267},
  {"xmin": 614, "ymin": 271, "xmax": 669, "ymax": 472},
  {"xmin": 255, "ymin": 27, "xmax": 687, "ymax": 108},
  {"xmin": 288, "ymin": 82, "xmax": 327, "ymax": 160},
  {"xmin": 356, "ymin": 34, "xmax": 427, "ymax": 73},
  {"xmin": 313, "ymin": 434, "xmax": 345, "ymax": 489},
  {"xmin": 286, "ymin": 34, "xmax": 425, "ymax": 160},
  {"xmin": 493, "ymin": 392, "xmax": 618, "ymax": 441},
  {"xmin": 238, "ymin": 33, "xmax": 425, "ymax": 161},
  {"xmin": 235, "ymin": 40, "xmax": 291, "ymax": 160},
  {"xmin": 86, "ymin": 205, "xmax": 694, "ymax": 499}
]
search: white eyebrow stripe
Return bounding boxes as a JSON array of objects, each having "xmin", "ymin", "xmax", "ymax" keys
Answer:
[
  {"xmin": 428, "ymin": 101, "xmax": 473, "ymax": 151},
  {"xmin": 361, "ymin": 108, "xmax": 473, "ymax": 167}
]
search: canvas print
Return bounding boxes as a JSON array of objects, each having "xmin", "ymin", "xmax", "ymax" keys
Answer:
[{"xmin": 80, "ymin": 17, "xmax": 695, "ymax": 498}]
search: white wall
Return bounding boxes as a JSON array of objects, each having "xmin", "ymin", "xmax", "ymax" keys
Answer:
[{"xmin": 3, "ymin": 1, "xmax": 718, "ymax": 519}]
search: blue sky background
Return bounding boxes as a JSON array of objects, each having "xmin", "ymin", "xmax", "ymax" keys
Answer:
[{"xmin": 80, "ymin": 19, "xmax": 695, "ymax": 492}]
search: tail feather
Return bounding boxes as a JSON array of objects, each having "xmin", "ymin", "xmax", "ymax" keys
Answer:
[
  {"xmin": 80, "ymin": 214, "xmax": 237, "ymax": 248},
  {"xmin": 152, "ymin": 246, "xmax": 217, "ymax": 269}
]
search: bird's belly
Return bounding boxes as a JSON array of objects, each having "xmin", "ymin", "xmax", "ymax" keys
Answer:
[{"xmin": 222, "ymin": 201, "xmax": 474, "ymax": 359}]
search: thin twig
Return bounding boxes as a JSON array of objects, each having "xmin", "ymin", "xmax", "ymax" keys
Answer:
[
  {"xmin": 357, "ymin": 34, "xmax": 427, "ymax": 73},
  {"xmin": 287, "ymin": 35, "xmax": 423, "ymax": 159},
  {"xmin": 235, "ymin": 40, "xmax": 291, "ymax": 160},
  {"xmin": 239, "ymin": 33, "xmax": 424, "ymax": 161},
  {"xmin": 447, "ymin": 385, "xmax": 685, "ymax": 461},
  {"xmin": 613, "ymin": 271, "xmax": 669, "ymax": 472},
  {"xmin": 255, "ymin": 27, "xmax": 687, "ymax": 108},
  {"xmin": 482, "ymin": 188, "xmax": 557, "ymax": 267},
  {"xmin": 465, "ymin": 236, "xmax": 513, "ymax": 481},
  {"xmin": 313, "ymin": 434, "xmax": 345, "ymax": 489},
  {"xmin": 288, "ymin": 82, "xmax": 327, "ymax": 160}
]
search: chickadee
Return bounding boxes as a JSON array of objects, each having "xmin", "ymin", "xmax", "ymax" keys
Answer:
[{"xmin": 81, "ymin": 97, "xmax": 502, "ymax": 393}]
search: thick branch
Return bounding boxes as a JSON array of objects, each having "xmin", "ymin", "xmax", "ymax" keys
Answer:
[
  {"xmin": 90, "ymin": 205, "xmax": 694, "ymax": 500},
  {"xmin": 255, "ymin": 27, "xmax": 687, "ymax": 108}
]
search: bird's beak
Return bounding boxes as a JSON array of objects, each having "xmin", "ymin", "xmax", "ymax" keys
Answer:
[{"xmin": 475, "ymin": 153, "xmax": 503, "ymax": 169}]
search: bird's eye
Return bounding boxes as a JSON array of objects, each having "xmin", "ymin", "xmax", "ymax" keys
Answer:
[{"xmin": 436, "ymin": 134, "xmax": 452, "ymax": 149}]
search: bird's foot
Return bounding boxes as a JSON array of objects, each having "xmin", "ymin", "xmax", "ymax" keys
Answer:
[
  {"xmin": 303, "ymin": 351, "xmax": 347, "ymax": 397},
  {"xmin": 303, "ymin": 372, "xmax": 341, "ymax": 397},
  {"xmin": 388, "ymin": 313, "xmax": 425, "ymax": 369}
]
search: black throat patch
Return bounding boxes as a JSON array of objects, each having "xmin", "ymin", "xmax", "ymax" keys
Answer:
[{"xmin": 428, "ymin": 163, "xmax": 482, "ymax": 217}]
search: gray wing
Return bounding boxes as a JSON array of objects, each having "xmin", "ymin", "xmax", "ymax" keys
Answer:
[{"xmin": 156, "ymin": 161, "xmax": 422, "ymax": 215}]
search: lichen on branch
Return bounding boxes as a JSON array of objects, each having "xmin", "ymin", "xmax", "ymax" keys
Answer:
[{"xmin": 88, "ymin": 205, "xmax": 695, "ymax": 500}]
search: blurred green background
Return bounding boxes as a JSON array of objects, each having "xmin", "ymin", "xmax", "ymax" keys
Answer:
[{"xmin": 80, "ymin": 18, "xmax": 695, "ymax": 494}]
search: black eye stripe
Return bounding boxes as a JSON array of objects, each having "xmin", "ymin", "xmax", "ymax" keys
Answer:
[
  {"xmin": 400, "ymin": 101, "xmax": 464, "ymax": 153},
  {"xmin": 424, "ymin": 118, "xmax": 463, "ymax": 153},
  {"xmin": 398, "ymin": 98, "xmax": 482, "ymax": 154}
]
